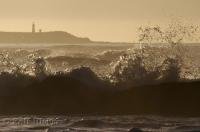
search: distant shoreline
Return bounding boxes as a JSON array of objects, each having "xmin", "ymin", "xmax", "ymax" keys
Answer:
[
  {"xmin": 0, "ymin": 31, "xmax": 199, "ymax": 45},
  {"xmin": 0, "ymin": 31, "xmax": 91, "ymax": 44}
]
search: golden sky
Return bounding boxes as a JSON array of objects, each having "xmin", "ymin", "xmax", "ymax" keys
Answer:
[{"xmin": 0, "ymin": 0, "xmax": 199, "ymax": 42}]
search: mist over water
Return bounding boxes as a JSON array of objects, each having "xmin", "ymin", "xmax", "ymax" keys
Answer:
[
  {"xmin": 0, "ymin": 42, "xmax": 199, "ymax": 87},
  {"xmin": 0, "ymin": 20, "xmax": 199, "ymax": 88},
  {"xmin": 0, "ymin": 43, "xmax": 133, "ymax": 76}
]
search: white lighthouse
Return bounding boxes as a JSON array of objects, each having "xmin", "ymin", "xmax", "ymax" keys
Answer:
[{"xmin": 32, "ymin": 22, "xmax": 36, "ymax": 33}]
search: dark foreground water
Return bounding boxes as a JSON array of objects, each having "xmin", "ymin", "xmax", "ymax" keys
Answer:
[{"xmin": 0, "ymin": 115, "xmax": 200, "ymax": 132}]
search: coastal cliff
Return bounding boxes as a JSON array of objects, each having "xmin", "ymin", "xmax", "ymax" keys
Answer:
[{"xmin": 0, "ymin": 31, "xmax": 91, "ymax": 44}]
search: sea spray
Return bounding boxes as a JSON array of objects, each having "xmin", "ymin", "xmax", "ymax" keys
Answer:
[
  {"xmin": 108, "ymin": 19, "xmax": 200, "ymax": 88},
  {"xmin": 0, "ymin": 20, "xmax": 198, "ymax": 89}
]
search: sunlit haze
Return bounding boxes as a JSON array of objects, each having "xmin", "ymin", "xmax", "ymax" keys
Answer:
[{"xmin": 0, "ymin": 0, "xmax": 200, "ymax": 42}]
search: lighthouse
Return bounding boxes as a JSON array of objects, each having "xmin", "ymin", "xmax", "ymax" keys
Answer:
[{"xmin": 32, "ymin": 22, "xmax": 36, "ymax": 33}]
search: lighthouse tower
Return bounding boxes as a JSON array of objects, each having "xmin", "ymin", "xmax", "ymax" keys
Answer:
[{"xmin": 32, "ymin": 22, "xmax": 36, "ymax": 33}]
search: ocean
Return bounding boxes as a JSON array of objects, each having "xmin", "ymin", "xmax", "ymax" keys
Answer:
[
  {"xmin": 0, "ymin": 43, "xmax": 199, "ymax": 132},
  {"xmin": 0, "ymin": 115, "xmax": 200, "ymax": 132}
]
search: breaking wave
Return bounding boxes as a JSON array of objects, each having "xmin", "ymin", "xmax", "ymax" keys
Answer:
[{"xmin": 0, "ymin": 20, "xmax": 199, "ymax": 89}]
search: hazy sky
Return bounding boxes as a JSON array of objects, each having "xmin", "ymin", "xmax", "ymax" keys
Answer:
[{"xmin": 0, "ymin": 0, "xmax": 199, "ymax": 42}]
